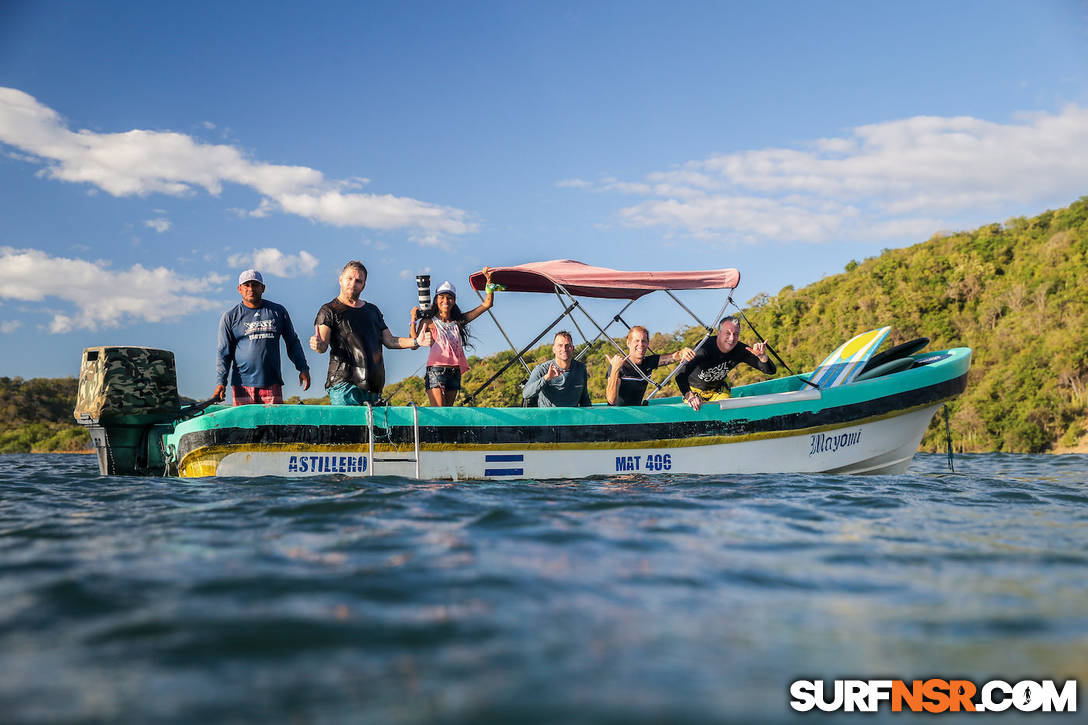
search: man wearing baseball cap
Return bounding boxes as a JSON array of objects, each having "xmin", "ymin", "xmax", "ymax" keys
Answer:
[{"xmin": 213, "ymin": 269, "xmax": 311, "ymax": 405}]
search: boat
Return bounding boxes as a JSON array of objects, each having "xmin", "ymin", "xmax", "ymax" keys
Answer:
[{"xmin": 74, "ymin": 260, "xmax": 971, "ymax": 479}]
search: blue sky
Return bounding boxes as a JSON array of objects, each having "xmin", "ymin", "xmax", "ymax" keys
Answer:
[{"xmin": 2, "ymin": 0, "xmax": 1087, "ymax": 399}]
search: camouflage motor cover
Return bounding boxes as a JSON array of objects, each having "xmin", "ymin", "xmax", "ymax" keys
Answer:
[{"xmin": 74, "ymin": 347, "xmax": 180, "ymax": 422}]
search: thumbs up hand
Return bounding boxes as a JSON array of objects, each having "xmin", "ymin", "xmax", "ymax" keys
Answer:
[{"xmin": 310, "ymin": 324, "xmax": 328, "ymax": 353}]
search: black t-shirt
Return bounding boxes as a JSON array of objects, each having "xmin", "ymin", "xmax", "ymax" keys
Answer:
[
  {"xmin": 675, "ymin": 338, "xmax": 776, "ymax": 395},
  {"xmin": 606, "ymin": 354, "xmax": 661, "ymax": 406},
  {"xmin": 315, "ymin": 299, "xmax": 388, "ymax": 391}
]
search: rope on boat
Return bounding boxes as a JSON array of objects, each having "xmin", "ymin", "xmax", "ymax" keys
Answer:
[
  {"xmin": 727, "ymin": 296, "xmax": 820, "ymax": 391},
  {"xmin": 943, "ymin": 404, "xmax": 955, "ymax": 472}
]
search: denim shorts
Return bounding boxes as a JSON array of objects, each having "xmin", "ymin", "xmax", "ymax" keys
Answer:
[{"xmin": 425, "ymin": 366, "xmax": 462, "ymax": 391}]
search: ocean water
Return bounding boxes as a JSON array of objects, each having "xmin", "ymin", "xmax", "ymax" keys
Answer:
[{"xmin": 0, "ymin": 453, "xmax": 1084, "ymax": 723}]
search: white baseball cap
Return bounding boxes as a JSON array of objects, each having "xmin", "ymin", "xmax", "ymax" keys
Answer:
[
  {"xmin": 435, "ymin": 281, "xmax": 456, "ymax": 297},
  {"xmin": 238, "ymin": 269, "xmax": 264, "ymax": 285}
]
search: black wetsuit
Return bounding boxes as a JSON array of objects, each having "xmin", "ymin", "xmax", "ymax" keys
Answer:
[
  {"xmin": 675, "ymin": 338, "xmax": 776, "ymax": 396},
  {"xmin": 606, "ymin": 354, "xmax": 661, "ymax": 406}
]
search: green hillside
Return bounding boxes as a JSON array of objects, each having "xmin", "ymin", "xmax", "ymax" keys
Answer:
[
  {"xmin": 734, "ymin": 199, "xmax": 1088, "ymax": 453},
  {"xmin": 7, "ymin": 199, "xmax": 1087, "ymax": 454}
]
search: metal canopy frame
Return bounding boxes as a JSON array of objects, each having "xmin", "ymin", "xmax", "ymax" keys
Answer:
[{"xmin": 462, "ymin": 280, "xmax": 736, "ymax": 405}]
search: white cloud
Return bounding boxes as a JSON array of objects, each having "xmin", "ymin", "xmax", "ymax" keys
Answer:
[
  {"xmin": 144, "ymin": 217, "xmax": 171, "ymax": 233},
  {"xmin": 226, "ymin": 247, "xmax": 319, "ymax": 278},
  {"xmin": 0, "ymin": 247, "xmax": 225, "ymax": 333},
  {"xmin": 569, "ymin": 105, "xmax": 1088, "ymax": 243},
  {"xmin": 0, "ymin": 87, "xmax": 476, "ymax": 241},
  {"xmin": 0, "ymin": 320, "xmax": 21, "ymax": 334},
  {"xmin": 618, "ymin": 195, "xmax": 858, "ymax": 242}
]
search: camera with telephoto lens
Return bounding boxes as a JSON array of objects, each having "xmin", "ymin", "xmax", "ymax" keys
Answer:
[{"xmin": 416, "ymin": 274, "xmax": 432, "ymax": 314}]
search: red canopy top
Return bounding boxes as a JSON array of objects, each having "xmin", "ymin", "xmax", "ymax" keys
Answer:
[{"xmin": 468, "ymin": 259, "xmax": 740, "ymax": 300}]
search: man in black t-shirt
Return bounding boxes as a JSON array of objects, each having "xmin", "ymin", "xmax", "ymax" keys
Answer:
[
  {"xmin": 310, "ymin": 260, "xmax": 432, "ymax": 405},
  {"xmin": 675, "ymin": 316, "xmax": 776, "ymax": 411},
  {"xmin": 605, "ymin": 326, "xmax": 695, "ymax": 405}
]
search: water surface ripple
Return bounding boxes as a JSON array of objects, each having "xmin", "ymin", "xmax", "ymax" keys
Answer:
[{"xmin": 1, "ymin": 453, "xmax": 1085, "ymax": 723}]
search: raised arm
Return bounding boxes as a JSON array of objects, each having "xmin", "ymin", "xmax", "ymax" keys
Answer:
[
  {"xmin": 462, "ymin": 266, "xmax": 496, "ymax": 324},
  {"xmin": 522, "ymin": 362, "xmax": 550, "ymax": 399},
  {"xmin": 605, "ymin": 354, "xmax": 626, "ymax": 405},
  {"xmin": 659, "ymin": 347, "xmax": 695, "ymax": 366},
  {"xmin": 310, "ymin": 324, "xmax": 331, "ymax": 354},
  {"xmin": 744, "ymin": 341, "xmax": 776, "ymax": 374},
  {"xmin": 409, "ymin": 305, "xmax": 426, "ymax": 338}
]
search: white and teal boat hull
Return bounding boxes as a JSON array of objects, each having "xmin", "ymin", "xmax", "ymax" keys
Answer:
[{"xmin": 162, "ymin": 347, "xmax": 970, "ymax": 480}]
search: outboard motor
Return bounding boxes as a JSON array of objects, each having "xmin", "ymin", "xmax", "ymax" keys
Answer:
[{"xmin": 73, "ymin": 347, "xmax": 181, "ymax": 475}]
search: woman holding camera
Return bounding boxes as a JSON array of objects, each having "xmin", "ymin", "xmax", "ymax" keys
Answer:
[{"xmin": 409, "ymin": 267, "xmax": 498, "ymax": 406}]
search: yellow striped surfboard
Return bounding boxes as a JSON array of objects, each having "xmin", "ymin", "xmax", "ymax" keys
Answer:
[{"xmin": 808, "ymin": 327, "xmax": 891, "ymax": 389}]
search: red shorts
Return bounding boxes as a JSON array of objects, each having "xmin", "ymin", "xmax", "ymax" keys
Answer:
[{"xmin": 231, "ymin": 385, "xmax": 283, "ymax": 405}]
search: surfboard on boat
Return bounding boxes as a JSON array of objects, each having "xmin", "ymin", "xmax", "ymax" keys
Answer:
[{"xmin": 807, "ymin": 326, "xmax": 891, "ymax": 389}]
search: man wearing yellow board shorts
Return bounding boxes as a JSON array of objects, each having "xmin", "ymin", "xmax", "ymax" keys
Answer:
[
  {"xmin": 675, "ymin": 316, "xmax": 777, "ymax": 411},
  {"xmin": 687, "ymin": 386, "xmax": 732, "ymax": 403}
]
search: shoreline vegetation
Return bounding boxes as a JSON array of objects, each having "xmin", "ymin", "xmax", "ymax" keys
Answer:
[{"xmin": 5, "ymin": 199, "xmax": 1086, "ymax": 455}]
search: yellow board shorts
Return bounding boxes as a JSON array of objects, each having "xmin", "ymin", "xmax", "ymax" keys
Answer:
[{"xmin": 690, "ymin": 386, "xmax": 731, "ymax": 401}]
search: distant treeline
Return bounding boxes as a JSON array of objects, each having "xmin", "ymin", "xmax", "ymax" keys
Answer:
[
  {"xmin": 0, "ymin": 377, "xmax": 89, "ymax": 453},
  {"xmin": 6, "ymin": 199, "xmax": 1087, "ymax": 454}
]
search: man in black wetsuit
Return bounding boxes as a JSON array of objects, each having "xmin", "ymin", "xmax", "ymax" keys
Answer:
[
  {"xmin": 605, "ymin": 326, "xmax": 695, "ymax": 405},
  {"xmin": 675, "ymin": 316, "xmax": 776, "ymax": 411},
  {"xmin": 309, "ymin": 260, "xmax": 431, "ymax": 405}
]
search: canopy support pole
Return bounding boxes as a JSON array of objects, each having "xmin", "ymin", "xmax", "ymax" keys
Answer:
[
  {"xmin": 572, "ymin": 298, "xmax": 637, "ymax": 361},
  {"xmin": 551, "ymin": 287, "xmax": 663, "ymax": 394},
  {"xmin": 551, "ymin": 286, "xmax": 634, "ymax": 367},
  {"xmin": 646, "ymin": 291, "xmax": 734, "ymax": 400},
  {"xmin": 473, "ymin": 288, "xmax": 531, "ymax": 376},
  {"xmin": 664, "ymin": 289, "xmax": 715, "ymax": 330},
  {"xmin": 462, "ymin": 301, "xmax": 579, "ymax": 405},
  {"xmin": 554, "ymin": 287, "xmax": 591, "ymax": 349}
]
